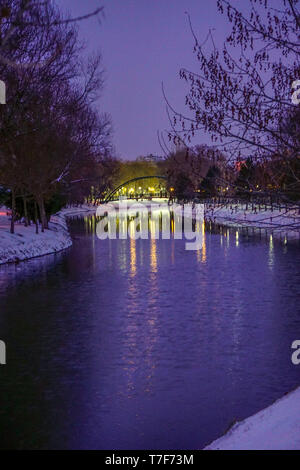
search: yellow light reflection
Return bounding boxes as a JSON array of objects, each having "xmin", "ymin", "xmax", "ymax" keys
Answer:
[
  {"xmin": 130, "ymin": 236, "xmax": 136, "ymax": 277},
  {"xmin": 197, "ymin": 221, "xmax": 206, "ymax": 263},
  {"xmin": 171, "ymin": 218, "xmax": 174, "ymax": 234},
  {"xmin": 150, "ymin": 237, "xmax": 157, "ymax": 273},
  {"xmin": 236, "ymin": 230, "xmax": 239, "ymax": 247}
]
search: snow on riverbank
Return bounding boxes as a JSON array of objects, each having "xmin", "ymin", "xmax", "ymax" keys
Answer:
[
  {"xmin": 58, "ymin": 204, "xmax": 97, "ymax": 218},
  {"xmin": 205, "ymin": 386, "xmax": 300, "ymax": 450},
  {"xmin": 2, "ymin": 200, "xmax": 300, "ymax": 266},
  {"xmin": 0, "ymin": 200, "xmax": 168, "ymax": 266},
  {"xmin": 205, "ymin": 203, "xmax": 300, "ymax": 241},
  {"xmin": 109, "ymin": 198, "xmax": 169, "ymax": 208},
  {"xmin": 111, "ymin": 200, "xmax": 300, "ymax": 241},
  {"xmin": 0, "ymin": 204, "xmax": 96, "ymax": 266}
]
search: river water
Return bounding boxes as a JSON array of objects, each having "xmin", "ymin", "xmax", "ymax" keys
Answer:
[{"xmin": 0, "ymin": 210, "xmax": 300, "ymax": 449}]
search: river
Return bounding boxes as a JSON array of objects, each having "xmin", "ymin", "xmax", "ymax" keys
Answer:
[{"xmin": 0, "ymin": 210, "xmax": 300, "ymax": 449}]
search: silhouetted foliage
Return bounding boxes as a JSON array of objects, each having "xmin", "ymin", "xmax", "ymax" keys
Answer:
[{"xmin": 168, "ymin": 0, "xmax": 300, "ymax": 202}]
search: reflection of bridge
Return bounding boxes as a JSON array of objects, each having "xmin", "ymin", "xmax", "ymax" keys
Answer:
[{"xmin": 104, "ymin": 175, "xmax": 168, "ymax": 202}]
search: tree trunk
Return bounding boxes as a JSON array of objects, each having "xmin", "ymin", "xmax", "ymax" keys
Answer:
[
  {"xmin": 10, "ymin": 188, "xmax": 15, "ymax": 234},
  {"xmin": 37, "ymin": 196, "xmax": 48, "ymax": 231},
  {"xmin": 23, "ymin": 196, "xmax": 28, "ymax": 227},
  {"xmin": 34, "ymin": 200, "xmax": 39, "ymax": 234}
]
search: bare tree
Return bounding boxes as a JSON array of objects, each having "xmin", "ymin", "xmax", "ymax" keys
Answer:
[
  {"xmin": 167, "ymin": 0, "xmax": 300, "ymax": 200},
  {"xmin": 0, "ymin": 0, "xmax": 113, "ymax": 231}
]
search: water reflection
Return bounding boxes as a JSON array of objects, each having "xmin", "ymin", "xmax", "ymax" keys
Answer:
[
  {"xmin": 130, "ymin": 237, "xmax": 137, "ymax": 278},
  {"xmin": 236, "ymin": 230, "xmax": 239, "ymax": 247},
  {"xmin": 94, "ymin": 205, "xmax": 203, "ymax": 244},
  {"xmin": 196, "ymin": 222, "xmax": 206, "ymax": 264},
  {"xmin": 150, "ymin": 238, "xmax": 157, "ymax": 273},
  {"xmin": 1, "ymin": 210, "xmax": 300, "ymax": 450},
  {"xmin": 269, "ymin": 235, "xmax": 274, "ymax": 270}
]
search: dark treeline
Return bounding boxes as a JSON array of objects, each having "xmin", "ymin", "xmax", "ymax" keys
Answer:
[
  {"xmin": 0, "ymin": 0, "xmax": 118, "ymax": 234},
  {"xmin": 163, "ymin": 145, "xmax": 300, "ymax": 204}
]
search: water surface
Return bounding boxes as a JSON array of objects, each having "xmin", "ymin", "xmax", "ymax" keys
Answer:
[{"xmin": 0, "ymin": 212, "xmax": 300, "ymax": 449}]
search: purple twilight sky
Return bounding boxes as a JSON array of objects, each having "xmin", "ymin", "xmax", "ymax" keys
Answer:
[{"xmin": 57, "ymin": 0, "xmax": 231, "ymax": 160}]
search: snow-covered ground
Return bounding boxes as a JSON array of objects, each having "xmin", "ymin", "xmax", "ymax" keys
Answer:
[
  {"xmin": 0, "ymin": 200, "xmax": 167, "ymax": 266},
  {"xmin": 110, "ymin": 197, "xmax": 169, "ymax": 207},
  {"xmin": 205, "ymin": 203, "xmax": 300, "ymax": 241},
  {"xmin": 0, "ymin": 204, "xmax": 96, "ymax": 265},
  {"xmin": 58, "ymin": 204, "xmax": 97, "ymax": 218},
  {"xmin": 205, "ymin": 386, "xmax": 300, "ymax": 450}
]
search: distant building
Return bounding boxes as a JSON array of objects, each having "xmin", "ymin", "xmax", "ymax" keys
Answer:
[{"xmin": 139, "ymin": 154, "xmax": 164, "ymax": 163}]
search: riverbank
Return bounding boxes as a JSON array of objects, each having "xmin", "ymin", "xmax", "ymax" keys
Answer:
[
  {"xmin": 113, "ymin": 200, "xmax": 300, "ymax": 242},
  {"xmin": 205, "ymin": 203, "xmax": 300, "ymax": 241},
  {"xmin": 205, "ymin": 385, "xmax": 300, "ymax": 450},
  {"xmin": 112, "ymin": 199, "xmax": 300, "ymax": 241},
  {"xmin": 1, "ymin": 200, "xmax": 300, "ymax": 265},
  {"xmin": 0, "ymin": 204, "xmax": 96, "ymax": 266}
]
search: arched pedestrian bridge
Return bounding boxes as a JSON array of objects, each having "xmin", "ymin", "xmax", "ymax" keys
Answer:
[{"xmin": 103, "ymin": 175, "xmax": 168, "ymax": 202}]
